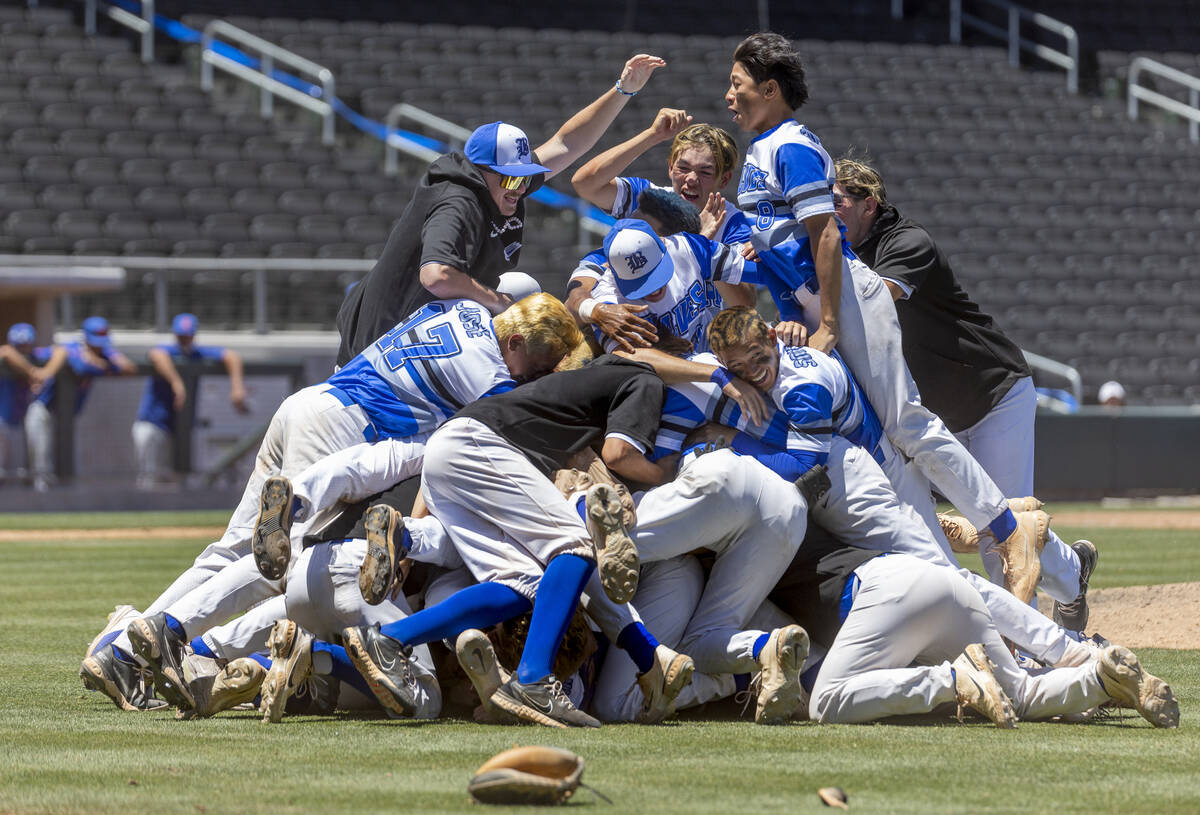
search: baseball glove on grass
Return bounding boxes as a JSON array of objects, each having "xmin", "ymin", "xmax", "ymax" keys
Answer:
[{"xmin": 468, "ymin": 746, "xmax": 584, "ymax": 806}]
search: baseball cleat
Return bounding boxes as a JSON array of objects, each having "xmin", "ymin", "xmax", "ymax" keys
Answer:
[
  {"xmin": 127, "ymin": 613, "xmax": 195, "ymax": 710},
  {"xmin": 1053, "ymin": 540, "xmax": 1099, "ymax": 632},
  {"xmin": 952, "ymin": 643, "xmax": 1017, "ymax": 728},
  {"xmin": 259, "ymin": 619, "xmax": 315, "ymax": 723},
  {"xmin": 756, "ymin": 624, "xmax": 810, "ymax": 724},
  {"xmin": 183, "ymin": 658, "xmax": 267, "ymax": 720},
  {"xmin": 585, "ymin": 483, "xmax": 639, "ymax": 604},
  {"xmin": 252, "ymin": 476, "xmax": 294, "ymax": 580},
  {"xmin": 636, "ymin": 644, "xmax": 695, "ymax": 724},
  {"xmin": 359, "ymin": 503, "xmax": 403, "ymax": 606},
  {"xmin": 996, "ymin": 509, "xmax": 1049, "ymax": 605},
  {"xmin": 80, "ymin": 644, "xmax": 167, "ymax": 712},
  {"xmin": 82, "ymin": 604, "xmax": 141, "ymax": 689},
  {"xmin": 1096, "ymin": 645, "xmax": 1179, "ymax": 728},
  {"xmin": 456, "ymin": 628, "xmax": 516, "ymax": 724},
  {"xmin": 342, "ymin": 623, "xmax": 421, "ymax": 718},
  {"xmin": 490, "ymin": 674, "xmax": 600, "ymax": 729}
]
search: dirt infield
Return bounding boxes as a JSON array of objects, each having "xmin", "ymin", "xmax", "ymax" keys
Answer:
[
  {"xmin": 1051, "ymin": 510, "xmax": 1200, "ymax": 530},
  {"xmin": 0, "ymin": 526, "xmax": 225, "ymax": 542}
]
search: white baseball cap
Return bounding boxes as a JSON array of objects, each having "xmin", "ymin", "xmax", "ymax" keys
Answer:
[
  {"xmin": 497, "ymin": 271, "xmax": 542, "ymax": 301},
  {"xmin": 464, "ymin": 122, "xmax": 550, "ymax": 177},
  {"xmin": 603, "ymin": 219, "xmax": 675, "ymax": 300},
  {"xmin": 1098, "ymin": 380, "xmax": 1126, "ymax": 404}
]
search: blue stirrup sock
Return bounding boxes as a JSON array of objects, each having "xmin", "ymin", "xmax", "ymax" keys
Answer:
[
  {"xmin": 163, "ymin": 613, "xmax": 187, "ymax": 640},
  {"xmin": 751, "ymin": 632, "xmax": 771, "ymax": 662},
  {"xmin": 379, "ymin": 581, "xmax": 531, "ymax": 647},
  {"xmin": 988, "ymin": 509, "xmax": 1018, "ymax": 542},
  {"xmin": 190, "ymin": 636, "xmax": 217, "ymax": 659},
  {"xmin": 516, "ymin": 553, "xmax": 595, "ymax": 684},
  {"xmin": 312, "ymin": 640, "xmax": 373, "ymax": 698},
  {"xmin": 617, "ymin": 622, "xmax": 659, "ymax": 674}
]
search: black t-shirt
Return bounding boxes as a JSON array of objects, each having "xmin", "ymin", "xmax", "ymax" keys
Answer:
[
  {"xmin": 768, "ymin": 522, "xmax": 880, "ymax": 649},
  {"xmin": 853, "ymin": 206, "xmax": 1031, "ymax": 432},
  {"xmin": 335, "ymin": 152, "xmax": 545, "ymax": 366},
  {"xmin": 453, "ymin": 355, "xmax": 665, "ymax": 478}
]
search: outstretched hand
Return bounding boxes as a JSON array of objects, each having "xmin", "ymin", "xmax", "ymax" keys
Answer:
[
  {"xmin": 722, "ymin": 375, "xmax": 771, "ymax": 427},
  {"xmin": 648, "ymin": 107, "xmax": 693, "ymax": 142},
  {"xmin": 699, "ymin": 193, "xmax": 728, "ymax": 239},
  {"xmin": 618, "ymin": 54, "xmax": 667, "ymax": 94},
  {"xmin": 592, "ymin": 303, "xmax": 658, "ymax": 352}
]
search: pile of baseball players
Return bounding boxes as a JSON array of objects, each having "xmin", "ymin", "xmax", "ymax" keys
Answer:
[{"xmin": 80, "ymin": 34, "xmax": 1178, "ymax": 731}]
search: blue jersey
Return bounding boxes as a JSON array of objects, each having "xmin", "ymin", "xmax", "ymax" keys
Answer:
[
  {"xmin": 591, "ymin": 233, "xmax": 757, "ymax": 354},
  {"xmin": 34, "ymin": 343, "xmax": 125, "ymax": 414},
  {"xmin": 736, "ymin": 120, "xmax": 855, "ymax": 320},
  {"xmin": 327, "ymin": 299, "xmax": 516, "ymax": 439},
  {"xmin": 613, "ymin": 176, "xmax": 753, "ymax": 246},
  {"xmin": 0, "ymin": 352, "xmax": 34, "ymax": 427},
  {"xmin": 136, "ymin": 343, "xmax": 226, "ymax": 432}
]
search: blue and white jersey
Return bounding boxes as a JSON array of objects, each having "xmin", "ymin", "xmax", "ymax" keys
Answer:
[
  {"xmin": 327, "ymin": 299, "xmax": 515, "ymax": 439},
  {"xmin": 613, "ymin": 176, "xmax": 753, "ymax": 246},
  {"xmin": 567, "ymin": 248, "xmax": 608, "ymax": 287},
  {"xmin": 736, "ymin": 120, "xmax": 854, "ymax": 314},
  {"xmin": 591, "ymin": 233, "xmax": 756, "ymax": 354},
  {"xmin": 766, "ymin": 342, "xmax": 884, "ymax": 463}
]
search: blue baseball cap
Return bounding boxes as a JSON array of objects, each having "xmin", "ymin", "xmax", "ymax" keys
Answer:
[
  {"xmin": 172, "ymin": 312, "xmax": 198, "ymax": 336},
  {"xmin": 602, "ymin": 218, "xmax": 675, "ymax": 300},
  {"xmin": 464, "ymin": 122, "xmax": 550, "ymax": 177},
  {"xmin": 81, "ymin": 315, "xmax": 111, "ymax": 349},
  {"xmin": 7, "ymin": 322, "xmax": 35, "ymax": 345}
]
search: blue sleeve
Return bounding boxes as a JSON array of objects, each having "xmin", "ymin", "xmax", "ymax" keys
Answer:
[
  {"xmin": 680, "ymin": 233, "xmax": 716, "ymax": 280},
  {"xmin": 194, "ymin": 345, "xmax": 226, "ymax": 362},
  {"xmin": 738, "ymin": 260, "xmax": 760, "ymax": 286},
  {"xmin": 616, "ymin": 176, "xmax": 652, "ymax": 218},
  {"xmin": 775, "ymin": 142, "xmax": 830, "ymax": 206},
  {"xmin": 480, "ymin": 380, "xmax": 516, "ymax": 398},
  {"xmin": 782, "ymin": 382, "xmax": 835, "ymax": 430},
  {"xmin": 719, "ymin": 212, "xmax": 753, "ymax": 245},
  {"xmin": 730, "ymin": 432, "xmax": 825, "ymax": 480}
]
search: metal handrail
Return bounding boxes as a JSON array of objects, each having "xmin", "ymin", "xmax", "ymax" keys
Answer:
[
  {"xmin": 384, "ymin": 103, "xmax": 471, "ymax": 176},
  {"xmin": 1023, "ymin": 348, "xmax": 1082, "ymax": 406},
  {"xmin": 200, "ymin": 20, "xmax": 337, "ymax": 145},
  {"xmin": 949, "ymin": 0, "xmax": 1079, "ymax": 93},
  {"xmin": 1128, "ymin": 57, "xmax": 1200, "ymax": 144},
  {"xmin": 83, "ymin": 0, "xmax": 154, "ymax": 62}
]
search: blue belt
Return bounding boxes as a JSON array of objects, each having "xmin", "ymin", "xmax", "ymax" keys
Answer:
[
  {"xmin": 323, "ymin": 385, "xmax": 379, "ymax": 442},
  {"xmin": 838, "ymin": 574, "xmax": 860, "ymax": 622}
]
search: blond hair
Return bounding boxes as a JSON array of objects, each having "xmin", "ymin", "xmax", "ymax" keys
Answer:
[
  {"xmin": 835, "ymin": 156, "xmax": 887, "ymax": 206},
  {"xmin": 668, "ymin": 123, "xmax": 739, "ymax": 181},
  {"xmin": 706, "ymin": 306, "xmax": 771, "ymax": 357},
  {"xmin": 493, "ymin": 292, "xmax": 584, "ymax": 364}
]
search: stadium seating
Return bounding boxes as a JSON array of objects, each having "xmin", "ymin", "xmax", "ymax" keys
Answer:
[{"xmin": 1, "ymin": 2, "xmax": 1198, "ymax": 402}]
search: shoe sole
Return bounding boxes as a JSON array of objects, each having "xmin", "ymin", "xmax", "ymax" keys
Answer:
[
  {"xmin": 342, "ymin": 627, "xmax": 417, "ymax": 718},
  {"xmin": 359, "ymin": 504, "xmax": 399, "ymax": 606},
  {"xmin": 80, "ymin": 656, "xmax": 141, "ymax": 712},
  {"xmin": 261, "ymin": 620, "xmax": 312, "ymax": 723},
  {"xmin": 960, "ymin": 644, "xmax": 1017, "ymax": 729},
  {"xmin": 252, "ymin": 476, "xmax": 293, "ymax": 581},
  {"xmin": 1099, "ymin": 646, "xmax": 1180, "ymax": 728},
  {"xmin": 758, "ymin": 625, "xmax": 809, "ymax": 725},
  {"xmin": 587, "ymin": 484, "xmax": 638, "ymax": 604},
  {"xmin": 455, "ymin": 629, "xmax": 516, "ymax": 723},
  {"xmin": 663, "ymin": 653, "xmax": 696, "ymax": 703},
  {"xmin": 188, "ymin": 660, "xmax": 267, "ymax": 720},
  {"xmin": 489, "ymin": 689, "xmax": 569, "ymax": 729},
  {"xmin": 127, "ymin": 618, "xmax": 195, "ymax": 710}
]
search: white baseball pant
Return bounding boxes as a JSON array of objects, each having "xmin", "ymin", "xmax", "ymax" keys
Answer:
[
  {"xmin": 0, "ymin": 420, "xmax": 27, "ymax": 479},
  {"xmin": 131, "ymin": 419, "xmax": 170, "ymax": 485},
  {"xmin": 23, "ymin": 400, "xmax": 54, "ymax": 482},
  {"xmin": 811, "ymin": 554, "xmax": 1108, "ymax": 723},
  {"xmin": 199, "ymin": 594, "xmax": 288, "ymax": 661},
  {"xmin": 812, "ymin": 436, "xmax": 1088, "ymax": 667},
  {"xmin": 420, "ymin": 417, "xmax": 593, "ymax": 601},
  {"xmin": 794, "ymin": 256, "xmax": 1009, "ymax": 532},
  {"xmin": 286, "ymin": 436, "xmax": 429, "ymax": 526},
  {"xmin": 285, "ymin": 539, "xmax": 441, "ymax": 718}
]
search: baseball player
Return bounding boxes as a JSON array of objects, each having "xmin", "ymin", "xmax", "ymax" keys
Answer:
[
  {"xmin": 583, "ymin": 219, "xmax": 759, "ymax": 356},
  {"xmin": 0, "ymin": 322, "xmax": 43, "ymax": 483},
  {"xmin": 24, "ymin": 316, "xmax": 136, "ymax": 491},
  {"xmin": 131, "ymin": 313, "xmax": 248, "ymax": 490},
  {"xmin": 83, "ymin": 293, "xmax": 579, "ymax": 711},
  {"xmin": 703, "ymin": 307, "xmax": 1095, "ymax": 670},
  {"xmin": 336, "ymin": 53, "xmax": 666, "ymax": 366},
  {"xmin": 768, "ymin": 531, "xmax": 1178, "ymax": 728},
  {"xmin": 724, "ymin": 32, "xmax": 1048, "ymax": 580}
]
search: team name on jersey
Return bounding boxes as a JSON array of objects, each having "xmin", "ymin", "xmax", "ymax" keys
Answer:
[
  {"xmin": 655, "ymin": 279, "xmax": 722, "ymax": 340},
  {"xmin": 737, "ymin": 163, "xmax": 769, "ymax": 195}
]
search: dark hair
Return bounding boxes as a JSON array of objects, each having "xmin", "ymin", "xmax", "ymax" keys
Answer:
[
  {"xmin": 633, "ymin": 187, "xmax": 701, "ymax": 235},
  {"xmin": 707, "ymin": 306, "xmax": 771, "ymax": 356},
  {"xmin": 733, "ymin": 32, "xmax": 809, "ymax": 110}
]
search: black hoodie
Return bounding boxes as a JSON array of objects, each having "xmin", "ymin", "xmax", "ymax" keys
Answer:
[{"xmin": 335, "ymin": 152, "xmax": 544, "ymax": 366}]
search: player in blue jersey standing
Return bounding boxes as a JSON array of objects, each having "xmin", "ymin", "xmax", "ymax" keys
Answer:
[
  {"xmin": 724, "ymin": 32, "xmax": 1049, "ymax": 598},
  {"xmin": 131, "ymin": 313, "xmax": 248, "ymax": 490}
]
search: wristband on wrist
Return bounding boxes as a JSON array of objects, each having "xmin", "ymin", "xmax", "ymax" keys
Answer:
[
  {"xmin": 579, "ymin": 298, "xmax": 599, "ymax": 321},
  {"xmin": 709, "ymin": 366, "xmax": 734, "ymax": 389},
  {"xmin": 614, "ymin": 79, "xmax": 638, "ymax": 96}
]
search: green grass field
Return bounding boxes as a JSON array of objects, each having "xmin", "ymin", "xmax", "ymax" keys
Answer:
[{"xmin": 2, "ymin": 509, "xmax": 1198, "ymax": 814}]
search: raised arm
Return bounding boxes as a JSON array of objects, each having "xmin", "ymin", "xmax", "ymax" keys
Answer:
[
  {"xmin": 148, "ymin": 347, "xmax": 186, "ymax": 410},
  {"xmin": 617, "ymin": 347, "xmax": 769, "ymax": 426},
  {"xmin": 221, "ymin": 348, "xmax": 249, "ymax": 412},
  {"xmin": 418, "ymin": 263, "xmax": 512, "ymax": 315},
  {"xmin": 570, "ymin": 107, "xmax": 692, "ymax": 210},
  {"xmin": 805, "ymin": 212, "xmax": 843, "ymax": 354},
  {"xmin": 534, "ymin": 54, "xmax": 666, "ymax": 179}
]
